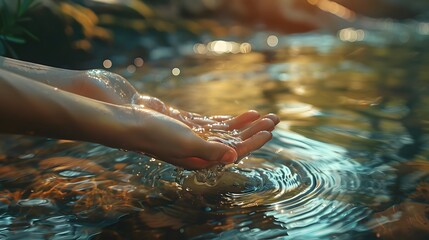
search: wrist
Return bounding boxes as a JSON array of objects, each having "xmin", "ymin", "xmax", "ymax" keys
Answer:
[{"xmin": 71, "ymin": 102, "xmax": 133, "ymax": 149}]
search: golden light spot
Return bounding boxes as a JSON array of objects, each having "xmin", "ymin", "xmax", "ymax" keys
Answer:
[
  {"xmin": 103, "ymin": 59, "xmax": 112, "ymax": 69},
  {"xmin": 240, "ymin": 42, "xmax": 252, "ymax": 53},
  {"xmin": 307, "ymin": 0, "xmax": 355, "ymax": 21},
  {"xmin": 134, "ymin": 57, "xmax": 144, "ymax": 67},
  {"xmin": 172, "ymin": 68, "xmax": 181, "ymax": 76},
  {"xmin": 267, "ymin": 35, "xmax": 279, "ymax": 47},
  {"xmin": 338, "ymin": 28, "xmax": 365, "ymax": 42},
  {"xmin": 73, "ymin": 39, "xmax": 91, "ymax": 50},
  {"xmin": 211, "ymin": 40, "xmax": 228, "ymax": 54},
  {"xmin": 193, "ymin": 43, "xmax": 208, "ymax": 54},
  {"xmin": 127, "ymin": 65, "xmax": 136, "ymax": 74}
]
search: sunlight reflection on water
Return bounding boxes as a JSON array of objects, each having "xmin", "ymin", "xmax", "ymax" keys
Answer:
[{"xmin": 1, "ymin": 28, "xmax": 429, "ymax": 239}]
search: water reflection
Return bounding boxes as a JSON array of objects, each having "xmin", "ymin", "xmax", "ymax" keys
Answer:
[
  {"xmin": 1, "ymin": 32, "xmax": 429, "ymax": 239},
  {"xmin": 193, "ymin": 41, "xmax": 252, "ymax": 55},
  {"xmin": 307, "ymin": 0, "xmax": 356, "ymax": 21},
  {"xmin": 338, "ymin": 28, "xmax": 365, "ymax": 42}
]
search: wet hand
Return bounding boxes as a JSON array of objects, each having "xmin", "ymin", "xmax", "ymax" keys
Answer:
[
  {"xmin": 121, "ymin": 107, "xmax": 278, "ymax": 170},
  {"xmin": 134, "ymin": 95, "xmax": 279, "ymax": 132}
]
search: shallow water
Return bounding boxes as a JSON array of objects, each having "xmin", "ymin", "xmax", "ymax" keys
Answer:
[{"xmin": 1, "ymin": 31, "xmax": 429, "ymax": 239}]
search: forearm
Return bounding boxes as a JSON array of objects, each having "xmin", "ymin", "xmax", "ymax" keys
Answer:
[
  {"xmin": 0, "ymin": 56, "xmax": 83, "ymax": 90},
  {"xmin": 0, "ymin": 69, "xmax": 206, "ymax": 161},
  {"xmin": 0, "ymin": 69, "xmax": 131, "ymax": 146},
  {"xmin": 0, "ymin": 56, "xmax": 138, "ymax": 105},
  {"xmin": 0, "ymin": 59, "xmax": 278, "ymax": 169}
]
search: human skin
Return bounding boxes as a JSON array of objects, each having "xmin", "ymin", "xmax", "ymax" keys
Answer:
[
  {"xmin": 0, "ymin": 57, "xmax": 279, "ymax": 169},
  {"xmin": 0, "ymin": 56, "xmax": 279, "ymax": 128}
]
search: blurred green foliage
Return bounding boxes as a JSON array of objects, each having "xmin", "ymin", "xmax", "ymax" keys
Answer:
[
  {"xmin": 0, "ymin": 0, "xmax": 40, "ymax": 57},
  {"xmin": 0, "ymin": 0, "xmax": 231, "ymax": 67}
]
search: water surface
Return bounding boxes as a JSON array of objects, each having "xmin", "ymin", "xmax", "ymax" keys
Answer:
[{"xmin": 1, "ymin": 31, "xmax": 429, "ymax": 239}]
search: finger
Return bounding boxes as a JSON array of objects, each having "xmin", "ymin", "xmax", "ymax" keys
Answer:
[
  {"xmin": 192, "ymin": 140, "xmax": 238, "ymax": 165},
  {"xmin": 235, "ymin": 131, "xmax": 272, "ymax": 159},
  {"xmin": 222, "ymin": 110, "xmax": 260, "ymax": 130},
  {"xmin": 239, "ymin": 118, "xmax": 275, "ymax": 140},
  {"xmin": 263, "ymin": 113, "xmax": 280, "ymax": 125}
]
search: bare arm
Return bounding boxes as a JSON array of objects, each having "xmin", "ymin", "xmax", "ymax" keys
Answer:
[
  {"xmin": 0, "ymin": 56, "xmax": 280, "ymax": 130},
  {"xmin": 0, "ymin": 68, "xmax": 126, "ymax": 143},
  {"xmin": 0, "ymin": 56, "xmax": 138, "ymax": 105},
  {"xmin": 0, "ymin": 69, "xmax": 277, "ymax": 169}
]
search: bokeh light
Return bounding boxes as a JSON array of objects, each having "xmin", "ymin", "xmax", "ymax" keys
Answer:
[
  {"xmin": 134, "ymin": 57, "xmax": 144, "ymax": 67},
  {"xmin": 267, "ymin": 35, "xmax": 279, "ymax": 47},
  {"xmin": 193, "ymin": 40, "xmax": 252, "ymax": 55},
  {"xmin": 418, "ymin": 22, "xmax": 429, "ymax": 35},
  {"xmin": 103, "ymin": 59, "xmax": 112, "ymax": 68},
  {"xmin": 172, "ymin": 67, "xmax": 181, "ymax": 76},
  {"xmin": 127, "ymin": 64, "xmax": 136, "ymax": 73},
  {"xmin": 338, "ymin": 28, "xmax": 365, "ymax": 42}
]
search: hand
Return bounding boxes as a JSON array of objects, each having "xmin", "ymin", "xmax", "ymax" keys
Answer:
[
  {"xmin": 0, "ymin": 57, "xmax": 279, "ymax": 170},
  {"xmin": 133, "ymin": 95, "xmax": 279, "ymax": 131},
  {"xmin": 114, "ymin": 107, "xmax": 278, "ymax": 170}
]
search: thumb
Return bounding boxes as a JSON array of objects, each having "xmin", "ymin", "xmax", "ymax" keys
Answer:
[{"xmin": 194, "ymin": 139, "xmax": 238, "ymax": 164}]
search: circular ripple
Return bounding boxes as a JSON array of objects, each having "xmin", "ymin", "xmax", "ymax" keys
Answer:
[{"xmin": 175, "ymin": 129, "xmax": 374, "ymax": 239}]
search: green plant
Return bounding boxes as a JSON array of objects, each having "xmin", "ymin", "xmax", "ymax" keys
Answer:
[{"xmin": 0, "ymin": 0, "xmax": 40, "ymax": 57}]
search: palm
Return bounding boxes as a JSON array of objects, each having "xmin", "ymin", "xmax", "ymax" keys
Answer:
[{"xmin": 133, "ymin": 96, "xmax": 279, "ymax": 169}]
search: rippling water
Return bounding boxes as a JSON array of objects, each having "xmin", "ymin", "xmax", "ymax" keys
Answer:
[{"xmin": 1, "ymin": 31, "xmax": 429, "ymax": 239}]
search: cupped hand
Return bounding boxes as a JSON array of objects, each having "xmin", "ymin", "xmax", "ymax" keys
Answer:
[
  {"xmin": 0, "ymin": 58, "xmax": 279, "ymax": 170},
  {"xmin": 124, "ymin": 107, "xmax": 279, "ymax": 170},
  {"xmin": 133, "ymin": 95, "xmax": 279, "ymax": 132}
]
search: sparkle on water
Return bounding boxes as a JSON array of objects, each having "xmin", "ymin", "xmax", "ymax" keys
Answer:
[{"xmin": 1, "ymin": 29, "xmax": 429, "ymax": 240}]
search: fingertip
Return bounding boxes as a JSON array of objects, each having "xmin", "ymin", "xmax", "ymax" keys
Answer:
[
  {"xmin": 247, "ymin": 109, "xmax": 260, "ymax": 115},
  {"xmin": 220, "ymin": 149, "xmax": 238, "ymax": 164},
  {"xmin": 261, "ymin": 118, "xmax": 276, "ymax": 131},
  {"xmin": 195, "ymin": 140, "xmax": 236, "ymax": 164},
  {"xmin": 265, "ymin": 113, "xmax": 280, "ymax": 125},
  {"xmin": 246, "ymin": 110, "xmax": 261, "ymax": 119},
  {"xmin": 234, "ymin": 130, "xmax": 273, "ymax": 158}
]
